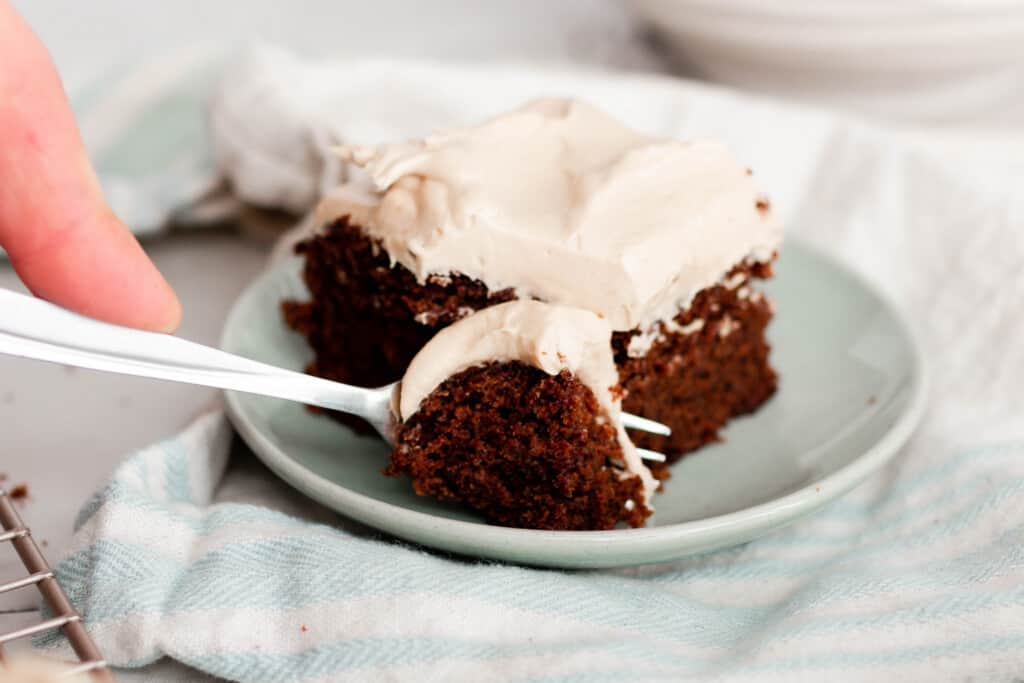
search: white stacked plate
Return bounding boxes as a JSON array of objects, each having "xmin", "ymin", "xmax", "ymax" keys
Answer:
[{"xmin": 631, "ymin": 0, "xmax": 1024, "ymax": 128}]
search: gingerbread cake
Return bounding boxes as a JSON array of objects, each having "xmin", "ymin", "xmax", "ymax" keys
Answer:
[
  {"xmin": 389, "ymin": 301, "xmax": 655, "ymax": 530},
  {"xmin": 283, "ymin": 98, "xmax": 782, "ymax": 526}
]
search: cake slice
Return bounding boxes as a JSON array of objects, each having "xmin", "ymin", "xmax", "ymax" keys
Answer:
[
  {"xmin": 284, "ymin": 97, "xmax": 782, "ymax": 468},
  {"xmin": 388, "ymin": 300, "xmax": 655, "ymax": 530}
]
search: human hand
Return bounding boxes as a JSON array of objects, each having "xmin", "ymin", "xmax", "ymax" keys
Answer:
[{"xmin": 0, "ymin": 1, "xmax": 180, "ymax": 332}]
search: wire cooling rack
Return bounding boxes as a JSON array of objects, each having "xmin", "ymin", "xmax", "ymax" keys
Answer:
[{"xmin": 0, "ymin": 486, "xmax": 113, "ymax": 681}]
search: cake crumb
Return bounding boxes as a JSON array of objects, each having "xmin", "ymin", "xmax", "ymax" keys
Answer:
[
  {"xmin": 414, "ymin": 311, "xmax": 438, "ymax": 325},
  {"xmin": 745, "ymin": 168, "xmax": 753, "ymax": 176},
  {"xmin": 867, "ymin": 395, "xmax": 878, "ymax": 405},
  {"xmin": 755, "ymin": 197, "xmax": 771, "ymax": 213},
  {"xmin": 10, "ymin": 483, "xmax": 29, "ymax": 500},
  {"xmin": 300, "ymin": 625, "xmax": 308, "ymax": 633}
]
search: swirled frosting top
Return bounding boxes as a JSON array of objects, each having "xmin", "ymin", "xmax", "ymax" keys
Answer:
[{"xmin": 316, "ymin": 97, "xmax": 782, "ymax": 331}]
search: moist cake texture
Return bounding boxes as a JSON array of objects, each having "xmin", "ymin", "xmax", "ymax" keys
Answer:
[
  {"xmin": 613, "ymin": 260, "xmax": 777, "ymax": 471},
  {"xmin": 389, "ymin": 300, "xmax": 653, "ymax": 530},
  {"xmin": 283, "ymin": 215, "xmax": 514, "ymax": 389},
  {"xmin": 283, "ymin": 98, "xmax": 783, "ymax": 527},
  {"xmin": 390, "ymin": 363, "xmax": 649, "ymax": 530}
]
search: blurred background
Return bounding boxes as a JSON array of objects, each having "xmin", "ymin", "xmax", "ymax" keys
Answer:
[
  {"xmin": 16, "ymin": 1, "xmax": 661, "ymax": 88},
  {"xmin": 18, "ymin": 0, "xmax": 1024, "ymax": 170}
]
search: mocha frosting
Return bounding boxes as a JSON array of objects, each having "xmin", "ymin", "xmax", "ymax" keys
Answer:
[
  {"xmin": 397, "ymin": 300, "xmax": 657, "ymax": 504},
  {"xmin": 314, "ymin": 97, "xmax": 782, "ymax": 332}
]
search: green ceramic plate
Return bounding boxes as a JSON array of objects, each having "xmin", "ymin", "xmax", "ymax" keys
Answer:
[{"xmin": 222, "ymin": 241, "xmax": 926, "ymax": 568}]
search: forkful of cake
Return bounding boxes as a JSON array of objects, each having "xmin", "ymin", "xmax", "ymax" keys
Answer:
[{"xmin": 0, "ymin": 288, "xmax": 670, "ymax": 463}]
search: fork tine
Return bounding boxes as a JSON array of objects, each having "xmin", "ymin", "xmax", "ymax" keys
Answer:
[
  {"xmin": 637, "ymin": 448, "xmax": 667, "ymax": 463},
  {"xmin": 621, "ymin": 412, "xmax": 671, "ymax": 436}
]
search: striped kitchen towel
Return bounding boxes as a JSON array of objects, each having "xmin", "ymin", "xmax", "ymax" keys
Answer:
[
  {"xmin": 0, "ymin": 48, "xmax": 222, "ymax": 263},
  {"xmin": 71, "ymin": 46, "xmax": 226, "ymax": 238},
  {"xmin": 42, "ymin": 423, "xmax": 1024, "ymax": 682},
  {"xmin": 41, "ymin": 54, "xmax": 1024, "ymax": 682}
]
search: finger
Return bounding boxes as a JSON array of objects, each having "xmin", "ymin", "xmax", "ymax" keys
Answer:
[{"xmin": 0, "ymin": 2, "xmax": 181, "ymax": 332}]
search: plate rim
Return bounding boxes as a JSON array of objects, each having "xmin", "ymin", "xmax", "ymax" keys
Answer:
[{"xmin": 222, "ymin": 239, "xmax": 928, "ymax": 568}]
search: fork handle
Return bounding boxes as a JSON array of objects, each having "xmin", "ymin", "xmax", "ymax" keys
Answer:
[{"xmin": 0, "ymin": 288, "xmax": 385, "ymax": 419}]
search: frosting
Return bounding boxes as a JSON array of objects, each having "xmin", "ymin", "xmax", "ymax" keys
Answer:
[
  {"xmin": 315, "ymin": 97, "xmax": 782, "ymax": 332},
  {"xmin": 626, "ymin": 316, "xmax": 705, "ymax": 358},
  {"xmin": 398, "ymin": 300, "xmax": 657, "ymax": 504}
]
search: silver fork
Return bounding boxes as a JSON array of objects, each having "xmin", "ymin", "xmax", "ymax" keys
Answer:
[{"xmin": 0, "ymin": 288, "xmax": 669, "ymax": 462}]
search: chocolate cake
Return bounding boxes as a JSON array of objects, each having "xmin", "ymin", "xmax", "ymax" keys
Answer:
[
  {"xmin": 388, "ymin": 301, "xmax": 653, "ymax": 530},
  {"xmin": 613, "ymin": 260, "xmax": 778, "ymax": 471},
  {"xmin": 283, "ymin": 98, "xmax": 783, "ymax": 527}
]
